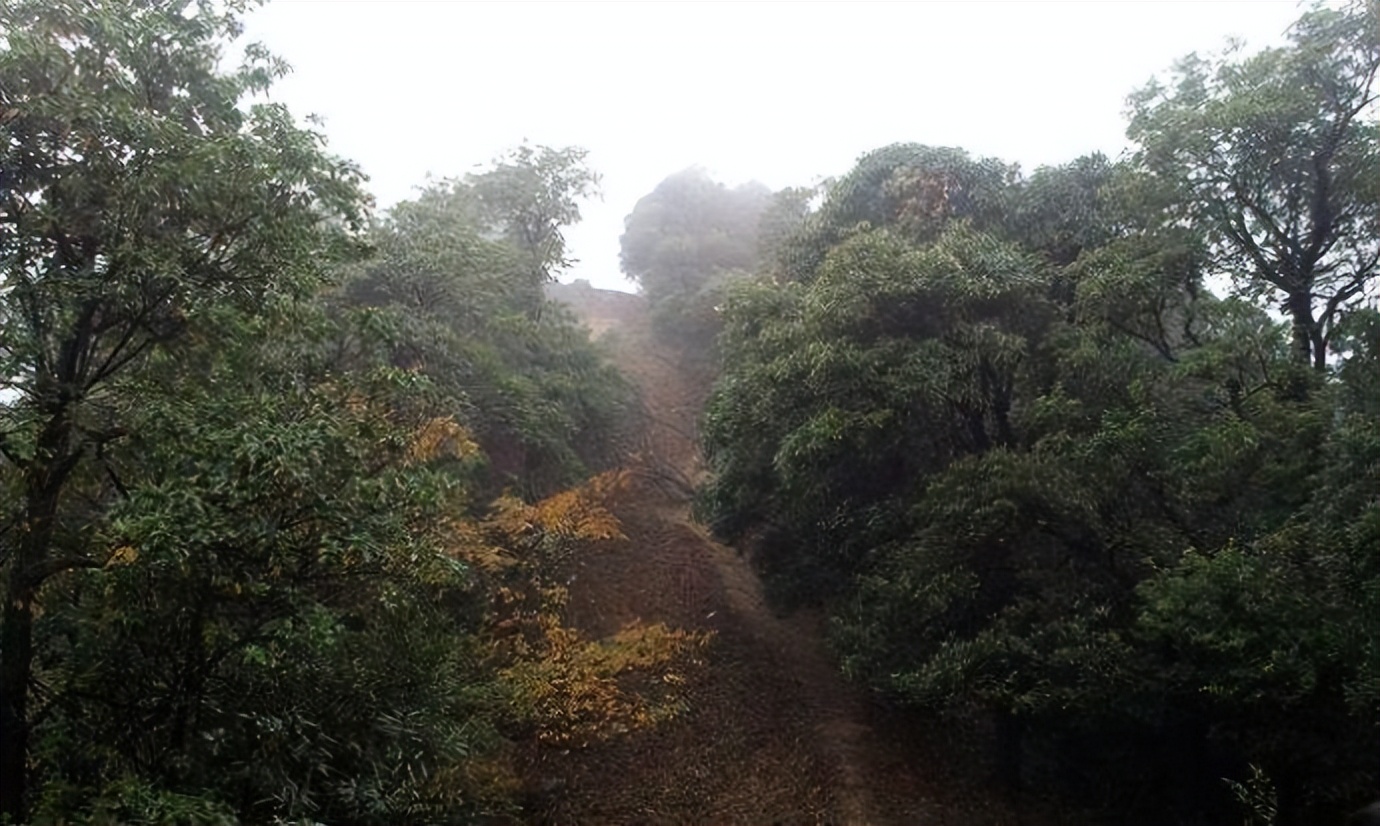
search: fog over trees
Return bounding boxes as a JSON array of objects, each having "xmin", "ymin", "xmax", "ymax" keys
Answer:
[{"xmin": 1, "ymin": 2, "xmax": 1377, "ymax": 825}]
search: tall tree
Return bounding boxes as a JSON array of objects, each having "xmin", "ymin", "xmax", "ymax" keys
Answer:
[
  {"xmin": 704, "ymin": 136, "xmax": 1379, "ymax": 821},
  {"xmin": 619, "ymin": 168, "xmax": 775, "ymax": 360},
  {"xmin": 1128, "ymin": 2, "xmax": 1380, "ymax": 369},
  {"xmin": 338, "ymin": 170, "xmax": 629, "ymax": 497},
  {"xmin": 0, "ymin": 1, "xmax": 365, "ymax": 818},
  {"xmin": 620, "ymin": 167, "xmax": 772, "ymax": 302},
  {"xmin": 469, "ymin": 143, "xmax": 601, "ymax": 290}
]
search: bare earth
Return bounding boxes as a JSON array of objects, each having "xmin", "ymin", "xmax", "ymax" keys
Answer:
[{"xmin": 531, "ymin": 285, "xmax": 1046, "ymax": 826}]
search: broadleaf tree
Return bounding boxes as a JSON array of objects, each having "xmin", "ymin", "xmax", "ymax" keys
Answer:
[
  {"xmin": 619, "ymin": 168, "xmax": 774, "ymax": 358},
  {"xmin": 704, "ymin": 120, "xmax": 1378, "ymax": 825},
  {"xmin": 1127, "ymin": 3, "xmax": 1380, "ymax": 369},
  {"xmin": 0, "ymin": 1, "xmax": 366, "ymax": 818}
]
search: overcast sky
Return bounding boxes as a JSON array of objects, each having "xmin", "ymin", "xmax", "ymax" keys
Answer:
[{"xmin": 243, "ymin": 0, "xmax": 1306, "ymax": 292}]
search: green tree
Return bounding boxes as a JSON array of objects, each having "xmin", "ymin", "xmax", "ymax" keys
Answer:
[
  {"xmin": 701, "ymin": 144, "xmax": 1051, "ymax": 600},
  {"xmin": 1127, "ymin": 2, "xmax": 1380, "ymax": 369},
  {"xmin": 338, "ymin": 170, "xmax": 629, "ymax": 497},
  {"xmin": 620, "ymin": 167, "xmax": 772, "ymax": 303},
  {"xmin": 470, "ymin": 143, "xmax": 601, "ymax": 289},
  {"xmin": 32, "ymin": 305, "xmax": 505, "ymax": 824},
  {"xmin": 774, "ymin": 143, "xmax": 1016, "ymax": 284},
  {"xmin": 0, "ymin": 1, "xmax": 366, "ymax": 818},
  {"xmin": 702, "ymin": 221, "xmax": 1049, "ymax": 601},
  {"xmin": 703, "ymin": 136, "xmax": 1378, "ymax": 822},
  {"xmin": 756, "ymin": 185, "xmax": 818, "ymax": 277}
]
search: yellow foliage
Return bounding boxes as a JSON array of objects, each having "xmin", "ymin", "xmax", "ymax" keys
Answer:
[
  {"xmin": 466, "ymin": 470, "xmax": 709, "ymax": 750},
  {"xmin": 490, "ymin": 469, "xmax": 629, "ymax": 543},
  {"xmin": 500, "ymin": 617, "xmax": 712, "ymax": 748},
  {"xmin": 105, "ymin": 545, "xmax": 139, "ymax": 567},
  {"xmin": 422, "ymin": 756, "xmax": 522, "ymax": 817},
  {"xmin": 406, "ymin": 416, "xmax": 480, "ymax": 465},
  {"xmin": 443, "ymin": 518, "xmax": 515, "ymax": 573},
  {"xmin": 342, "ymin": 389, "xmax": 371, "ymax": 415}
]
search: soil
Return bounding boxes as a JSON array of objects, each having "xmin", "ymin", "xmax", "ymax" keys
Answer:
[{"xmin": 529, "ymin": 286, "xmax": 1053, "ymax": 825}]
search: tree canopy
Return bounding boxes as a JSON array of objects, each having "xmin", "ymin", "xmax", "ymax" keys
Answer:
[
  {"xmin": 4, "ymin": 1, "xmax": 1378, "ymax": 824},
  {"xmin": 1, "ymin": 1, "xmax": 366, "ymax": 816},
  {"xmin": 0, "ymin": 4, "xmax": 672, "ymax": 824},
  {"xmin": 699, "ymin": 7, "xmax": 1380, "ymax": 821},
  {"xmin": 1127, "ymin": 3, "xmax": 1380, "ymax": 369},
  {"xmin": 620, "ymin": 167, "xmax": 772, "ymax": 302},
  {"xmin": 618, "ymin": 168, "xmax": 777, "ymax": 357}
]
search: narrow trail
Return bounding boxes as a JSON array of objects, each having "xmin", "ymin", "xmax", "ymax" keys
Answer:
[{"xmin": 533, "ymin": 284, "xmax": 1033, "ymax": 825}]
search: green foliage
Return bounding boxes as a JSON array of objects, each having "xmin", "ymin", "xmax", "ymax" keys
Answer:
[
  {"xmin": 469, "ymin": 143, "xmax": 601, "ymax": 284},
  {"xmin": 619, "ymin": 168, "xmax": 775, "ymax": 359},
  {"xmin": 23, "ymin": 304, "xmax": 509, "ymax": 826},
  {"xmin": 0, "ymin": 1, "xmax": 368, "ymax": 819},
  {"xmin": 0, "ymin": 4, "xmax": 635, "ymax": 824},
  {"xmin": 702, "ymin": 220, "xmax": 1049, "ymax": 602},
  {"xmin": 705, "ymin": 116, "xmax": 1378, "ymax": 822},
  {"xmin": 1224, "ymin": 765, "xmax": 1279, "ymax": 826},
  {"xmin": 775, "ymin": 143, "xmax": 1016, "ymax": 284},
  {"xmin": 337, "ymin": 165, "xmax": 631, "ymax": 497},
  {"xmin": 1126, "ymin": 2, "xmax": 1380, "ymax": 369},
  {"xmin": 620, "ymin": 168, "xmax": 771, "ymax": 302}
]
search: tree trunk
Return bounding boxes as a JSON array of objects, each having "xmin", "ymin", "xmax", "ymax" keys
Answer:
[
  {"xmin": 0, "ymin": 525, "xmax": 45, "ymax": 824},
  {"xmin": 0, "ymin": 591, "xmax": 34, "ymax": 824},
  {"xmin": 1, "ymin": 410, "xmax": 75, "ymax": 824},
  {"xmin": 1285, "ymin": 291, "xmax": 1324, "ymax": 370}
]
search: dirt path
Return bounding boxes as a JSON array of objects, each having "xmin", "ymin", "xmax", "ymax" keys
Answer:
[{"xmin": 531, "ymin": 290, "xmax": 1031, "ymax": 825}]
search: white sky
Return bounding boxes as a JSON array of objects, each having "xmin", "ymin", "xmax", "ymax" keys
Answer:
[{"xmin": 243, "ymin": 0, "xmax": 1306, "ymax": 293}]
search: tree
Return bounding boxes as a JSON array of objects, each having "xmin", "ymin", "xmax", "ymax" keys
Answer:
[
  {"xmin": 756, "ymin": 185, "xmax": 818, "ymax": 277},
  {"xmin": 337, "ymin": 171, "xmax": 630, "ymax": 497},
  {"xmin": 620, "ymin": 167, "xmax": 772, "ymax": 302},
  {"xmin": 702, "ymin": 216, "xmax": 1054, "ymax": 603},
  {"xmin": 469, "ymin": 143, "xmax": 601, "ymax": 289},
  {"xmin": 33, "ymin": 306, "xmax": 507, "ymax": 824},
  {"xmin": 618, "ymin": 168, "xmax": 775, "ymax": 363},
  {"xmin": 702, "ymin": 136, "xmax": 1378, "ymax": 822},
  {"xmin": 776, "ymin": 143, "xmax": 1016, "ymax": 284},
  {"xmin": 1128, "ymin": 2, "xmax": 1380, "ymax": 370},
  {"xmin": 23, "ymin": 299, "xmax": 682, "ymax": 824},
  {"xmin": 0, "ymin": 1, "xmax": 365, "ymax": 818}
]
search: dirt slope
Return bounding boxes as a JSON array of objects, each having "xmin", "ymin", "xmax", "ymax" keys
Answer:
[{"xmin": 533, "ymin": 289, "xmax": 1039, "ymax": 826}]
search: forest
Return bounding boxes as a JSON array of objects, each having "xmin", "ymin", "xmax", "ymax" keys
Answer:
[{"xmin": 1, "ymin": 1, "xmax": 1377, "ymax": 825}]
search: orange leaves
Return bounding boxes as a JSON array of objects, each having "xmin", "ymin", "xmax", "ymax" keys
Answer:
[
  {"xmin": 405, "ymin": 416, "xmax": 480, "ymax": 465},
  {"xmin": 500, "ymin": 618, "xmax": 711, "ymax": 748},
  {"xmin": 442, "ymin": 518, "xmax": 514, "ymax": 573},
  {"xmin": 473, "ymin": 468, "xmax": 713, "ymax": 750},
  {"xmin": 441, "ymin": 470, "xmax": 631, "ymax": 575},
  {"xmin": 490, "ymin": 469, "xmax": 630, "ymax": 544},
  {"xmin": 105, "ymin": 545, "xmax": 139, "ymax": 568}
]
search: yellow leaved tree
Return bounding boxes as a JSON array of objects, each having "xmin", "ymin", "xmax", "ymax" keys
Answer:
[{"xmin": 457, "ymin": 469, "xmax": 712, "ymax": 749}]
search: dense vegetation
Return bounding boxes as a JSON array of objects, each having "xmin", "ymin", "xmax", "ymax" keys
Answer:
[
  {"xmin": 3, "ymin": 0, "xmax": 1377, "ymax": 824},
  {"xmin": 0, "ymin": 2, "xmax": 699, "ymax": 823},
  {"xmin": 620, "ymin": 168, "xmax": 803, "ymax": 359},
  {"xmin": 699, "ymin": 5, "xmax": 1379, "ymax": 824}
]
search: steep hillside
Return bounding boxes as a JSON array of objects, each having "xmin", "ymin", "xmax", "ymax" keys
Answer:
[
  {"xmin": 535, "ymin": 285, "xmax": 1053, "ymax": 826},
  {"xmin": 546, "ymin": 280, "xmax": 646, "ymax": 339}
]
